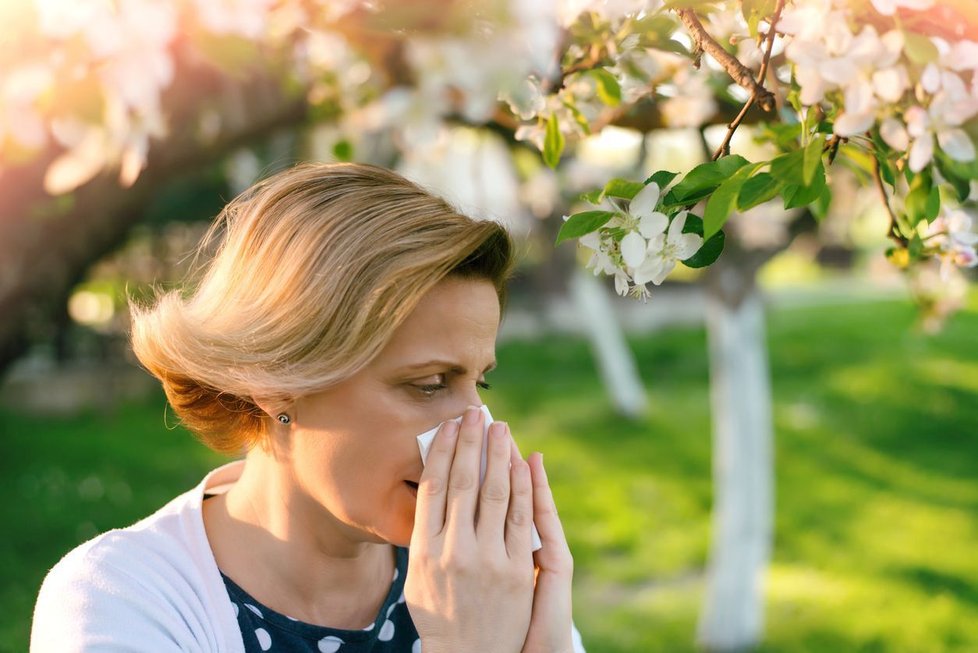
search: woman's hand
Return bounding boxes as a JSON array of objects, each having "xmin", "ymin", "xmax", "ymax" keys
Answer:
[
  {"xmin": 405, "ymin": 406, "xmax": 535, "ymax": 653},
  {"xmin": 521, "ymin": 452, "xmax": 575, "ymax": 653}
]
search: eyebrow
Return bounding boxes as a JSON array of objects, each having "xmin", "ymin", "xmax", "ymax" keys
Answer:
[{"xmin": 399, "ymin": 360, "xmax": 497, "ymax": 375}]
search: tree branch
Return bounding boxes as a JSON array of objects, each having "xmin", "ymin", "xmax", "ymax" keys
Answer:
[
  {"xmin": 709, "ymin": 0, "xmax": 785, "ymax": 160},
  {"xmin": 0, "ymin": 63, "xmax": 308, "ymax": 380},
  {"xmin": 676, "ymin": 8, "xmax": 777, "ymax": 114}
]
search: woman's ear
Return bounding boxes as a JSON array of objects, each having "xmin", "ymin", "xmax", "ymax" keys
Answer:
[{"xmin": 252, "ymin": 397, "xmax": 294, "ymax": 426}]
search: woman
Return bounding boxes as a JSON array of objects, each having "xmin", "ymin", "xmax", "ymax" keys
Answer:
[{"xmin": 31, "ymin": 163, "xmax": 581, "ymax": 652}]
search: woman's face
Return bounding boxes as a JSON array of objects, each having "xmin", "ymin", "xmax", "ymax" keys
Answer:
[{"xmin": 286, "ymin": 276, "xmax": 501, "ymax": 547}]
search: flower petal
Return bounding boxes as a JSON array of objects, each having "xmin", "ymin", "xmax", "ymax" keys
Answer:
[
  {"xmin": 638, "ymin": 211, "xmax": 668, "ymax": 238},
  {"xmin": 674, "ymin": 233, "xmax": 705, "ymax": 260},
  {"xmin": 920, "ymin": 64, "xmax": 941, "ymax": 94},
  {"xmin": 880, "ymin": 117, "xmax": 909, "ymax": 151},
  {"xmin": 579, "ymin": 231, "xmax": 601, "ymax": 250},
  {"xmin": 667, "ymin": 211, "xmax": 689, "ymax": 243},
  {"xmin": 834, "ymin": 109, "xmax": 876, "ymax": 137},
  {"xmin": 632, "ymin": 255, "xmax": 664, "ymax": 285},
  {"xmin": 904, "ymin": 105, "xmax": 930, "ymax": 137},
  {"xmin": 614, "ymin": 272, "xmax": 629, "ymax": 296},
  {"xmin": 620, "ymin": 231, "xmax": 648, "ymax": 268},
  {"xmin": 873, "ymin": 67, "xmax": 908, "ymax": 103},
  {"xmin": 629, "ymin": 182, "xmax": 660, "ymax": 218},
  {"xmin": 909, "ymin": 135, "xmax": 934, "ymax": 172},
  {"xmin": 651, "ymin": 260, "xmax": 677, "ymax": 286},
  {"xmin": 937, "ymin": 128, "xmax": 977, "ymax": 162}
]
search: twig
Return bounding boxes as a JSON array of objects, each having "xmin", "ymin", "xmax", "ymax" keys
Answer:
[
  {"xmin": 676, "ymin": 8, "xmax": 777, "ymax": 114},
  {"xmin": 544, "ymin": 42, "xmax": 606, "ymax": 94},
  {"xmin": 824, "ymin": 134, "xmax": 844, "ymax": 165},
  {"xmin": 709, "ymin": 0, "xmax": 784, "ymax": 160},
  {"xmin": 873, "ymin": 155, "xmax": 908, "ymax": 247}
]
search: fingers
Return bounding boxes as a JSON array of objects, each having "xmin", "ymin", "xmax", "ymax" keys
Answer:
[
  {"xmin": 444, "ymin": 406, "xmax": 485, "ymax": 539},
  {"xmin": 528, "ymin": 453, "xmax": 573, "ymax": 573},
  {"xmin": 475, "ymin": 422, "xmax": 512, "ymax": 540},
  {"xmin": 414, "ymin": 420, "xmax": 459, "ymax": 540},
  {"xmin": 505, "ymin": 452, "xmax": 533, "ymax": 557}
]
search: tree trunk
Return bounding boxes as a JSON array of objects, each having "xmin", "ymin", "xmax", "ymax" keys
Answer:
[
  {"xmin": 697, "ymin": 278, "xmax": 774, "ymax": 651},
  {"xmin": 0, "ymin": 65, "xmax": 307, "ymax": 381},
  {"xmin": 569, "ymin": 269, "xmax": 647, "ymax": 418}
]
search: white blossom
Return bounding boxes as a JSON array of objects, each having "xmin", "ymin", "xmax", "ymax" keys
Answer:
[
  {"xmin": 904, "ymin": 99, "xmax": 977, "ymax": 172},
  {"xmin": 870, "ymin": 0, "xmax": 935, "ymax": 16},
  {"xmin": 632, "ymin": 211, "xmax": 703, "ymax": 285},
  {"xmin": 927, "ymin": 209, "xmax": 978, "ymax": 279}
]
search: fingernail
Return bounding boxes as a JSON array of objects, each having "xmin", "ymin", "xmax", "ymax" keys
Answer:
[
  {"xmin": 463, "ymin": 405, "xmax": 481, "ymax": 424},
  {"xmin": 443, "ymin": 420, "xmax": 459, "ymax": 436},
  {"xmin": 490, "ymin": 421, "xmax": 507, "ymax": 438}
]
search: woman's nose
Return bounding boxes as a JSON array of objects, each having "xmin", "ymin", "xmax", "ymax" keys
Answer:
[{"xmin": 446, "ymin": 385, "xmax": 485, "ymax": 420}]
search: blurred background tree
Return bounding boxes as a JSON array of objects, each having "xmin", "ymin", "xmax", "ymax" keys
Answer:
[{"xmin": 2, "ymin": 1, "xmax": 977, "ymax": 652}]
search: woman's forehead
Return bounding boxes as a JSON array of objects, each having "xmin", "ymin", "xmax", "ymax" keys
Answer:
[{"xmin": 378, "ymin": 278, "xmax": 500, "ymax": 368}]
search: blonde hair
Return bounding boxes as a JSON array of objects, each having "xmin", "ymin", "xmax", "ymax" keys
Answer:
[{"xmin": 130, "ymin": 162, "xmax": 514, "ymax": 453}]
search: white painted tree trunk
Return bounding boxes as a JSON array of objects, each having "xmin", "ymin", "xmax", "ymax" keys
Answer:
[
  {"xmin": 569, "ymin": 270, "xmax": 647, "ymax": 418},
  {"xmin": 697, "ymin": 289, "xmax": 774, "ymax": 651}
]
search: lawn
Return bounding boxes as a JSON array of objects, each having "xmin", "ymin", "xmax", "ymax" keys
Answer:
[{"xmin": 3, "ymin": 296, "xmax": 977, "ymax": 652}]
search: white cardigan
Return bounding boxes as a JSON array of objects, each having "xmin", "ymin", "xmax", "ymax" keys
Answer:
[
  {"xmin": 31, "ymin": 461, "xmax": 247, "ymax": 652},
  {"xmin": 31, "ymin": 461, "xmax": 586, "ymax": 652}
]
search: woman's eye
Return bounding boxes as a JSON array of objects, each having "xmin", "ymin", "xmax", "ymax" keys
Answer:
[
  {"xmin": 415, "ymin": 383, "xmax": 447, "ymax": 397},
  {"xmin": 412, "ymin": 378, "xmax": 492, "ymax": 397}
]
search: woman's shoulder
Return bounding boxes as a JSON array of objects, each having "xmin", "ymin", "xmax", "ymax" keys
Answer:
[{"xmin": 30, "ymin": 464, "xmax": 243, "ymax": 652}]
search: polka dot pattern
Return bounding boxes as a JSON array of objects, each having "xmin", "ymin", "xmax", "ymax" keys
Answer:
[
  {"xmin": 318, "ymin": 635, "xmax": 344, "ymax": 653},
  {"xmin": 222, "ymin": 547, "xmax": 419, "ymax": 652},
  {"xmin": 377, "ymin": 619, "xmax": 395, "ymax": 642},
  {"xmin": 255, "ymin": 627, "xmax": 272, "ymax": 651}
]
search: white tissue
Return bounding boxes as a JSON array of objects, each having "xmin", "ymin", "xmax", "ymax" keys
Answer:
[{"xmin": 416, "ymin": 405, "xmax": 542, "ymax": 551}]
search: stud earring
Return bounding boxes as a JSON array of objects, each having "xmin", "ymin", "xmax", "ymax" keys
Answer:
[{"xmin": 277, "ymin": 413, "xmax": 291, "ymax": 424}]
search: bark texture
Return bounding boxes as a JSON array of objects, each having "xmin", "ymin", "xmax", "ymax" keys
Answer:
[{"xmin": 0, "ymin": 65, "xmax": 307, "ymax": 381}]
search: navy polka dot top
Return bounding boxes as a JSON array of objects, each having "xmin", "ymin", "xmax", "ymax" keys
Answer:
[{"xmin": 222, "ymin": 546, "xmax": 420, "ymax": 652}]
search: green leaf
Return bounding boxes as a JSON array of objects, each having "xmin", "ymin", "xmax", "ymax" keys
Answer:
[
  {"xmin": 924, "ymin": 184, "xmax": 940, "ymax": 222},
  {"xmin": 904, "ymin": 31, "xmax": 940, "ymax": 64},
  {"xmin": 760, "ymin": 122, "xmax": 803, "ymax": 149},
  {"xmin": 908, "ymin": 233, "xmax": 925, "ymax": 258},
  {"xmin": 876, "ymin": 152, "xmax": 896, "ymax": 187},
  {"xmin": 737, "ymin": 173, "xmax": 782, "ymax": 211},
  {"xmin": 663, "ymin": 155, "xmax": 752, "ymax": 207},
  {"xmin": 782, "ymin": 162, "xmax": 826, "ymax": 209},
  {"xmin": 589, "ymin": 69, "xmax": 621, "ymax": 107},
  {"xmin": 561, "ymin": 99, "xmax": 591, "ymax": 134},
  {"xmin": 555, "ymin": 210, "xmax": 616, "ymax": 245},
  {"xmin": 906, "ymin": 171, "xmax": 940, "ymax": 226},
  {"xmin": 580, "ymin": 189, "xmax": 604, "ymax": 205},
  {"xmin": 602, "ymin": 178, "xmax": 646, "ymax": 200},
  {"xmin": 811, "ymin": 183, "xmax": 833, "ymax": 221},
  {"xmin": 935, "ymin": 152, "xmax": 972, "ymax": 201},
  {"xmin": 770, "ymin": 149, "xmax": 806, "ymax": 186},
  {"xmin": 803, "ymin": 134, "xmax": 825, "ymax": 186},
  {"xmin": 332, "ymin": 140, "xmax": 353, "ymax": 162},
  {"xmin": 703, "ymin": 163, "xmax": 762, "ymax": 239},
  {"xmin": 679, "ymin": 214, "xmax": 725, "ymax": 268},
  {"xmin": 646, "ymin": 170, "xmax": 679, "ymax": 190},
  {"xmin": 543, "ymin": 114, "xmax": 565, "ymax": 169}
]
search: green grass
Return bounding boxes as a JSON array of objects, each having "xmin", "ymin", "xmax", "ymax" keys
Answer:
[{"xmin": 4, "ymin": 297, "xmax": 978, "ymax": 652}]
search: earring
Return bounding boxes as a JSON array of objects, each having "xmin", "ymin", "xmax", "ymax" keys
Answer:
[{"xmin": 277, "ymin": 413, "xmax": 291, "ymax": 424}]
